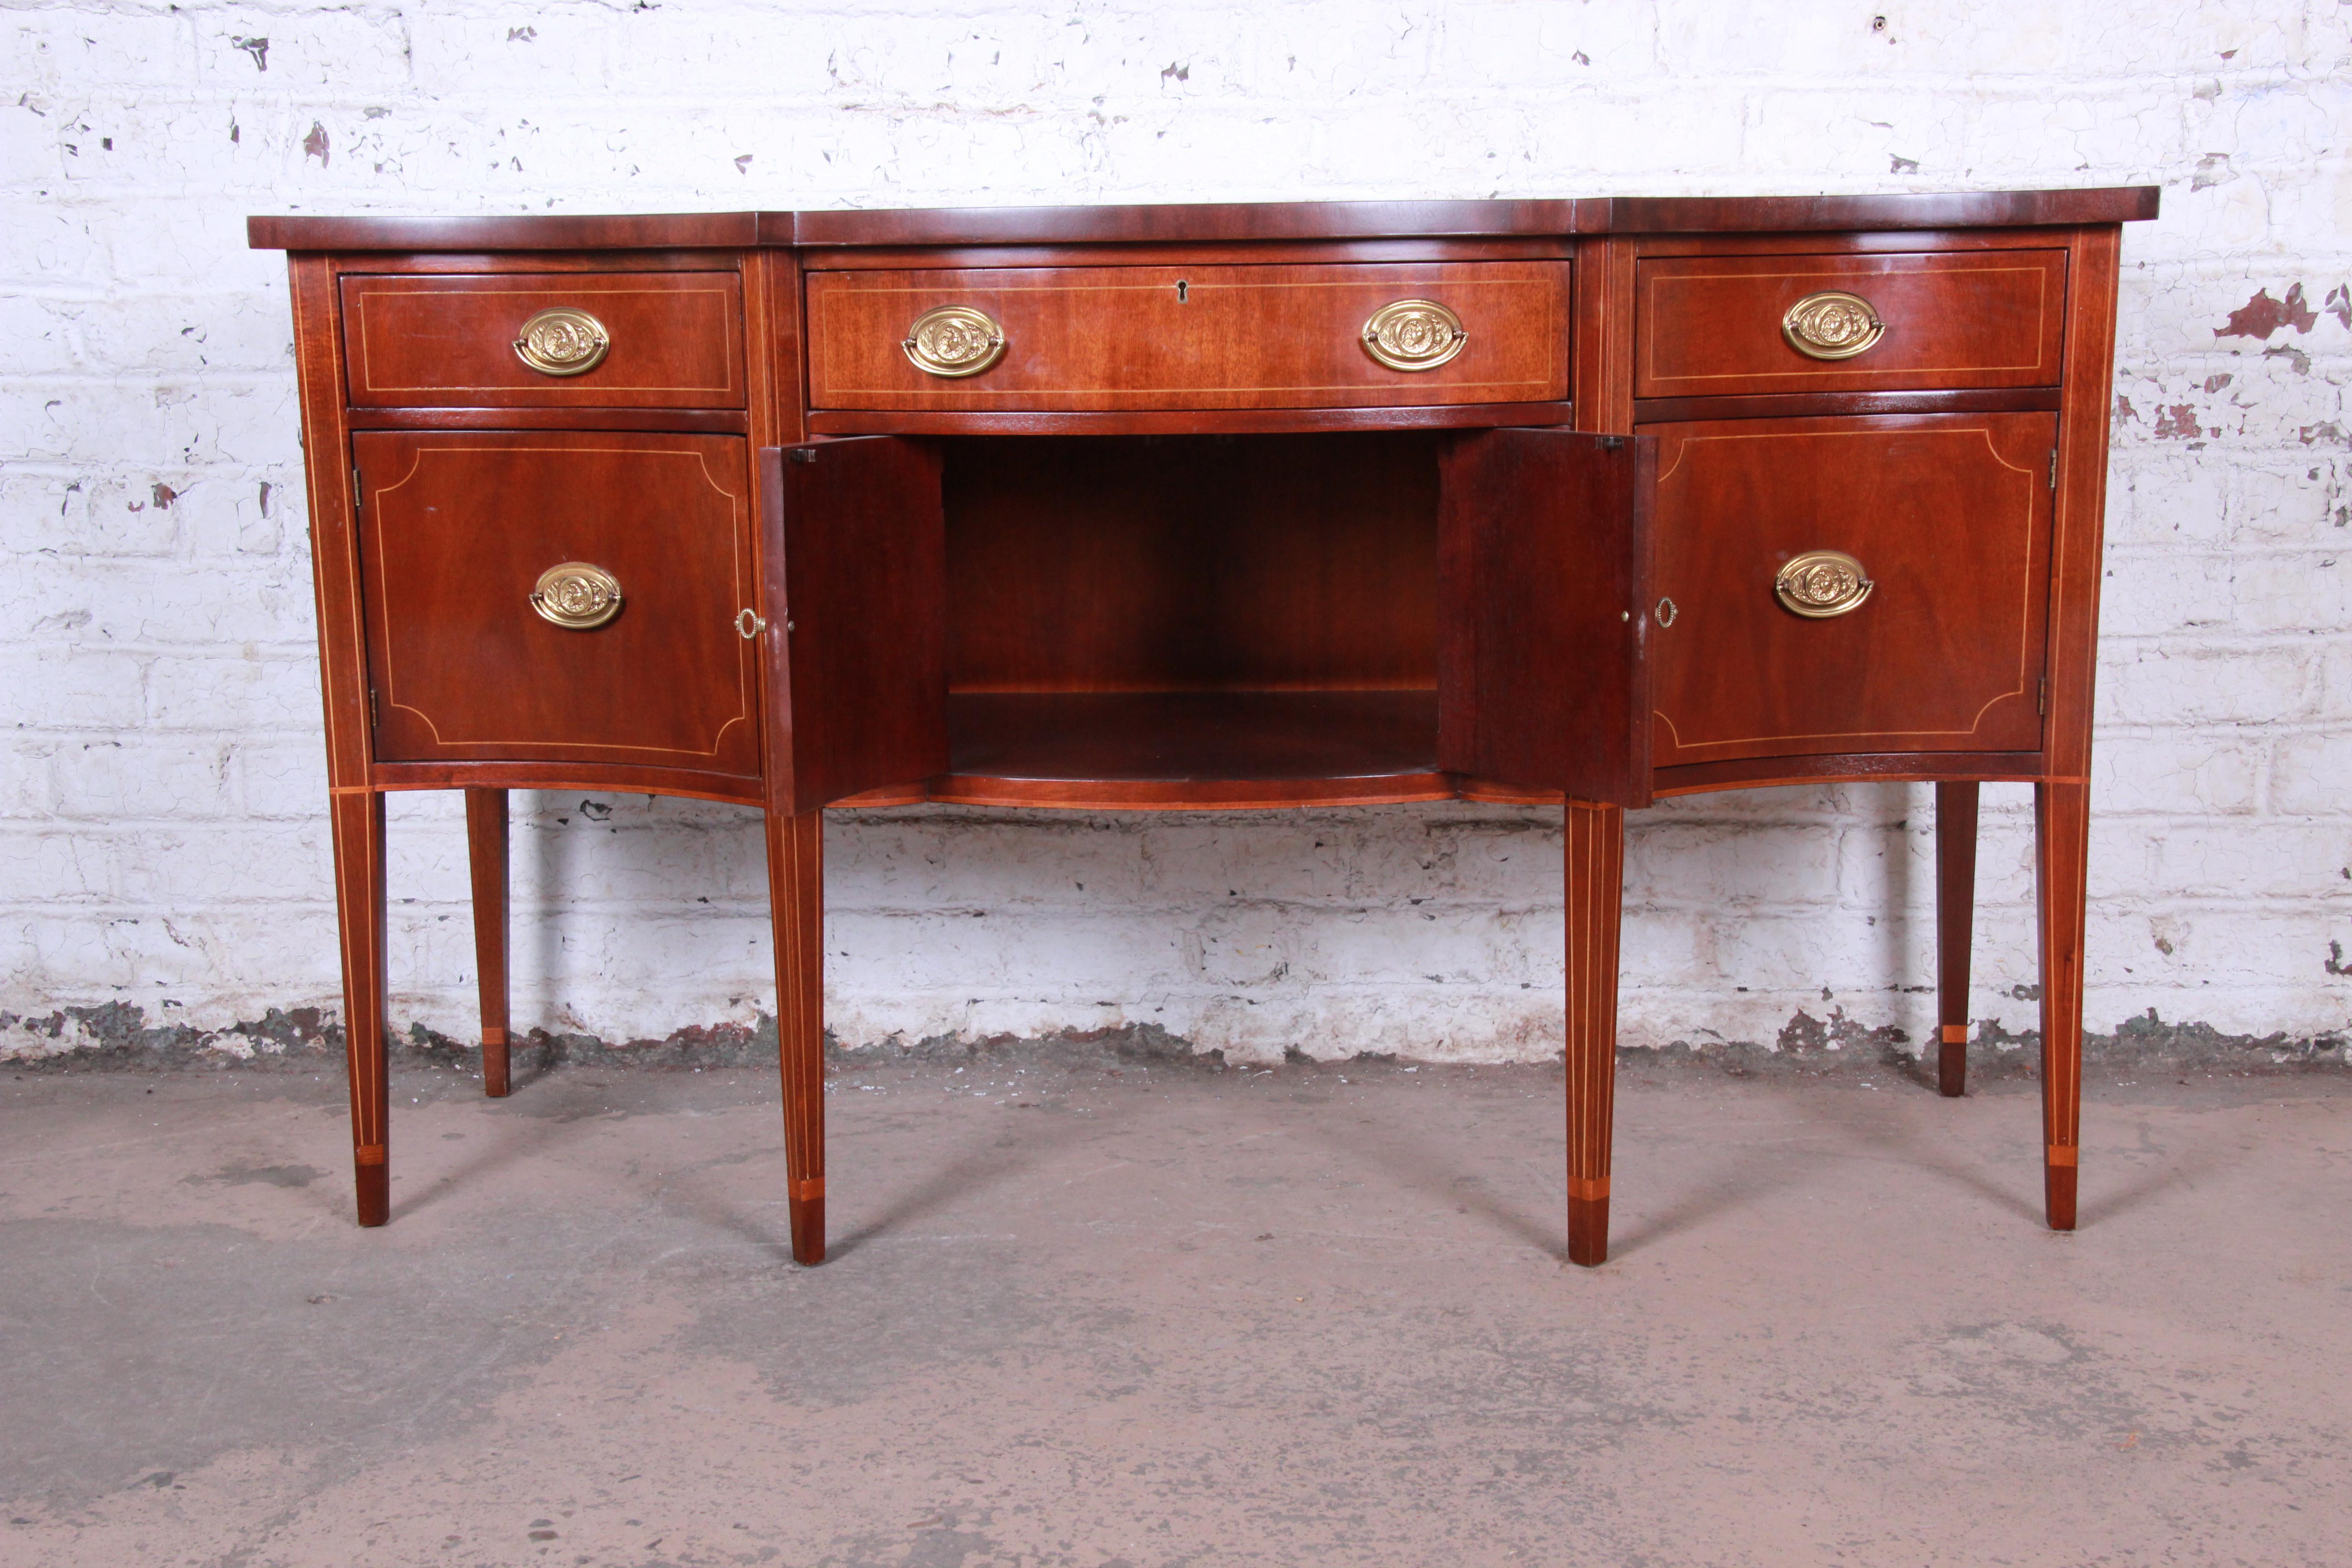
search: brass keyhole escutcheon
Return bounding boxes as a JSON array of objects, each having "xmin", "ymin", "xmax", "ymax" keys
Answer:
[
  {"xmin": 1361, "ymin": 299, "xmax": 1468, "ymax": 372},
  {"xmin": 1774, "ymin": 550, "xmax": 1874, "ymax": 618},
  {"xmin": 513, "ymin": 308, "xmax": 611, "ymax": 376},
  {"xmin": 1781, "ymin": 291, "xmax": 1885, "ymax": 361},
  {"xmin": 529, "ymin": 562, "xmax": 623, "ymax": 630},
  {"xmin": 902, "ymin": 305, "xmax": 1007, "ymax": 377}
]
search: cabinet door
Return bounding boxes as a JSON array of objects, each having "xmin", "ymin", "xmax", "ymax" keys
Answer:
[
  {"xmin": 353, "ymin": 431, "xmax": 759, "ymax": 777},
  {"xmin": 764, "ymin": 439, "xmax": 949, "ymax": 812},
  {"xmin": 1647, "ymin": 412, "xmax": 2055, "ymax": 767},
  {"xmin": 1438, "ymin": 427, "xmax": 1656, "ymax": 808}
]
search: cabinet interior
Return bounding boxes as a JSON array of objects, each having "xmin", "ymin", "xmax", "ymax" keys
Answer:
[{"xmin": 939, "ymin": 432, "xmax": 1445, "ymax": 783}]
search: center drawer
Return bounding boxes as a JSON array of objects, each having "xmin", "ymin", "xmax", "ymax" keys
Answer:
[{"xmin": 804, "ymin": 261, "xmax": 1571, "ymax": 412}]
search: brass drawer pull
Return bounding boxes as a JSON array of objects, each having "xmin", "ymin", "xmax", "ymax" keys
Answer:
[
  {"xmin": 735, "ymin": 608, "xmax": 765, "ymax": 639},
  {"xmin": 1782, "ymin": 291, "xmax": 1885, "ymax": 360},
  {"xmin": 902, "ymin": 305, "xmax": 1007, "ymax": 377},
  {"xmin": 1774, "ymin": 550, "xmax": 1874, "ymax": 618},
  {"xmin": 529, "ymin": 562, "xmax": 623, "ymax": 629},
  {"xmin": 1654, "ymin": 597, "xmax": 1678, "ymax": 628},
  {"xmin": 512, "ymin": 307, "xmax": 611, "ymax": 376},
  {"xmin": 1361, "ymin": 299, "xmax": 1468, "ymax": 371}
]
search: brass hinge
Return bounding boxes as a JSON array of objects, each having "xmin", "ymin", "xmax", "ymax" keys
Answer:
[
  {"xmin": 352, "ymin": 466, "xmax": 363, "ymax": 512},
  {"xmin": 370, "ymin": 687, "xmax": 380, "ymax": 726},
  {"xmin": 2037, "ymin": 676, "xmax": 2048, "ymax": 715},
  {"xmin": 2048, "ymin": 450, "xmax": 2058, "ymax": 490}
]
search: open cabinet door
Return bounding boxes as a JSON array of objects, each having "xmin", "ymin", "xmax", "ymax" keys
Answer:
[
  {"xmin": 762, "ymin": 440, "xmax": 949, "ymax": 812},
  {"xmin": 1438, "ymin": 428, "xmax": 1656, "ymax": 808}
]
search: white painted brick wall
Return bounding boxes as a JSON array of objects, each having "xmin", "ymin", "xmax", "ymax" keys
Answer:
[{"xmin": 4, "ymin": 0, "xmax": 2348, "ymax": 1063}]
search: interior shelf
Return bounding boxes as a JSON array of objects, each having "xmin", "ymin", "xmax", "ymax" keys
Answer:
[{"xmin": 936, "ymin": 690, "xmax": 1445, "ymax": 808}]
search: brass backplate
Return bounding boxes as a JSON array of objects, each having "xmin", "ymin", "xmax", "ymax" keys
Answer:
[
  {"xmin": 1361, "ymin": 299, "xmax": 1468, "ymax": 372},
  {"xmin": 1781, "ymin": 291, "xmax": 1885, "ymax": 361},
  {"xmin": 529, "ymin": 562, "xmax": 624, "ymax": 629},
  {"xmin": 512, "ymin": 307, "xmax": 612, "ymax": 376},
  {"xmin": 902, "ymin": 304, "xmax": 1007, "ymax": 377},
  {"xmin": 1773, "ymin": 549, "xmax": 1874, "ymax": 618}
]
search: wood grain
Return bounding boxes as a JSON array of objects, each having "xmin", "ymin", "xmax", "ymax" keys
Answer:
[
  {"xmin": 1935, "ymin": 780, "xmax": 1980, "ymax": 1099},
  {"xmin": 342, "ymin": 272, "xmax": 745, "ymax": 408},
  {"xmin": 251, "ymin": 189, "xmax": 2156, "ymax": 253},
  {"xmin": 806, "ymin": 262, "xmax": 1569, "ymax": 412},
  {"xmin": 948, "ymin": 691, "xmax": 1437, "ymax": 783},
  {"xmin": 1438, "ymin": 427, "xmax": 1655, "ymax": 808},
  {"xmin": 945, "ymin": 433, "xmax": 1440, "ymax": 694},
  {"xmin": 352, "ymin": 431, "xmax": 760, "ymax": 775},
  {"xmin": 767, "ymin": 441, "xmax": 950, "ymax": 811},
  {"xmin": 1647, "ymin": 412, "xmax": 2056, "ymax": 766},
  {"xmin": 1564, "ymin": 800, "xmax": 1626, "ymax": 1268},
  {"xmin": 1635, "ymin": 249, "xmax": 2067, "ymax": 398},
  {"xmin": 465, "ymin": 788, "xmax": 512, "ymax": 1099},
  {"xmin": 2037, "ymin": 779, "xmax": 2090, "ymax": 1231},
  {"xmin": 329, "ymin": 789, "xmax": 391, "ymax": 1226},
  {"xmin": 766, "ymin": 808, "xmax": 827, "ymax": 1265},
  {"xmin": 807, "ymin": 402, "xmax": 1574, "ymax": 437}
]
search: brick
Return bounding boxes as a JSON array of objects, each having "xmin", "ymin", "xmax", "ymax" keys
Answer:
[
  {"xmin": 0, "ymin": 649, "xmax": 147, "ymax": 730},
  {"xmin": 1, "ymin": 0, "xmax": 2347, "ymax": 1063},
  {"xmin": 2098, "ymin": 643, "xmax": 2319, "ymax": 725},
  {"xmin": 2092, "ymin": 731, "xmax": 2263, "ymax": 815}
]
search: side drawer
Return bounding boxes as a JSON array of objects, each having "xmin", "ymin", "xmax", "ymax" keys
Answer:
[
  {"xmin": 1635, "ymin": 250, "xmax": 2066, "ymax": 398},
  {"xmin": 352, "ymin": 431, "xmax": 760, "ymax": 776},
  {"xmin": 805, "ymin": 261, "xmax": 1570, "ymax": 412},
  {"xmin": 341, "ymin": 272, "xmax": 746, "ymax": 408},
  {"xmin": 1646, "ymin": 412, "xmax": 2056, "ymax": 766}
]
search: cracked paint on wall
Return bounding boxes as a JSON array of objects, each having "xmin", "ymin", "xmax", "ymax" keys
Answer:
[{"xmin": 1, "ymin": 0, "xmax": 2348, "ymax": 1066}]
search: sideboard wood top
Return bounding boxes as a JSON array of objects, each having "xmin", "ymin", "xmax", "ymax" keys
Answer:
[{"xmin": 249, "ymin": 187, "xmax": 2160, "ymax": 253}]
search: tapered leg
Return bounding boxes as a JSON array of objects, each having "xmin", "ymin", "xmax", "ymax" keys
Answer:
[
  {"xmin": 1935, "ymin": 781, "xmax": 1980, "ymax": 1098},
  {"xmin": 1564, "ymin": 800, "xmax": 1627, "ymax": 1268},
  {"xmin": 464, "ymin": 788, "xmax": 512, "ymax": 1098},
  {"xmin": 328, "ymin": 789, "xmax": 391, "ymax": 1225},
  {"xmin": 2035, "ymin": 780, "xmax": 2090, "ymax": 1231},
  {"xmin": 766, "ymin": 808, "xmax": 827, "ymax": 1265}
]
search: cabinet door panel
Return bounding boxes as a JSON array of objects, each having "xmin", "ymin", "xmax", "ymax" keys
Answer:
[
  {"xmin": 1647, "ymin": 412, "xmax": 2055, "ymax": 765},
  {"xmin": 765, "ymin": 439, "xmax": 949, "ymax": 811},
  {"xmin": 354, "ymin": 432, "xmax": 758, "ymax": 775},
  {"xmin": 1439, "ymin": 427, "xmax": 1655, "ymax": 807}
]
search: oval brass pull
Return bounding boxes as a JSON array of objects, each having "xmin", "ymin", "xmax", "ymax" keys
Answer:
[
  {"xmin": 1782, "ymin": 291, "xmax": 1885, "ymax": 361},
  {"xmin": 1774, "ymin": 550, "xmax": 1874, "ymax": 618},
  {"xmin": 902, "ymin": 305, "xmax": 1007, "ymax": 377},
  {"xmin": 1361, "ymin": 299, "xmax": 1467, "ymax": 372},
  {"xmin": 529, "ymin": 562, "xmax": 623, "ymax": 629},
  {"xmin": 513, "ymin": 308, "xmax": 611, "ymax": 376},
  {"xmin": 735, "ymin": 608, "xmax": 765, "ymax": 640},
  {"xmin": 1654, "ymin": 597, "xmax": 1678, "ymax": 628}
]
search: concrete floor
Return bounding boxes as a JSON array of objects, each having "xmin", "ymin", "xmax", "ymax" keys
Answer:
[{"xmin": 0, "ymin": 1051, "xmax": 2346, "ymax": 1568}]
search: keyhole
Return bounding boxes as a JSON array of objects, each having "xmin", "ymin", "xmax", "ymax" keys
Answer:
[{"xmin": 1176, "ymin": 279, "xmax": 1189, "ymax": 303}]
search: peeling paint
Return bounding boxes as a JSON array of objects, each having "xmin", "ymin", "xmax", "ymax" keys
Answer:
[{"xmin": 2215, "ymin": 283, "xmax": 2318, "ymax": 340}]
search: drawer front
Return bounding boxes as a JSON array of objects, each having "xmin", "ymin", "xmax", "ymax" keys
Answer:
[
  {"xmin": 1635, "ymin": 250, "xmax": 2066, "ymax": 398},
  {"xmin": 805, "ymin": 262, "xmax": 1569, "ymax": 412},
  {"xmin": 352, "ymin": 431, "xmax": 760, "ymax": 775},
  {"xmin": 342, "ymin": 273, "xmax": 745, "ymax": 407},
  {"xmin": 1647, "ymin": 412, "xmax": 2055, "ymax": 766}
]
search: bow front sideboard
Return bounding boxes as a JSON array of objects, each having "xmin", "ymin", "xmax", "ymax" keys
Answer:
[{"xmin": 252, "ymin": 188, "xmax": 2157, "ymax": 1266}]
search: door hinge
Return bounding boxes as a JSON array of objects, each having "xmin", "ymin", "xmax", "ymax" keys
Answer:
[
  {"xmin": 352, "ymin": 466, "xmax": 363, "ymax": 512},
  {"xmin": 2037, "ymin": 676, "xmax": 2048, "ymax": 715},
  {"xmin": 370, "ymin": 687, "xmax": 380, "ymax": 726},
  {"xmin": 2048, "ymin": 449, "xmax": 2058, "ymax": 490}
]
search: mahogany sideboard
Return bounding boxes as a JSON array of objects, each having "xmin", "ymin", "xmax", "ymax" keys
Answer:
[{"xmin": 252, "ymin": 188, "xmax": 2158, "ymax": 1266}]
